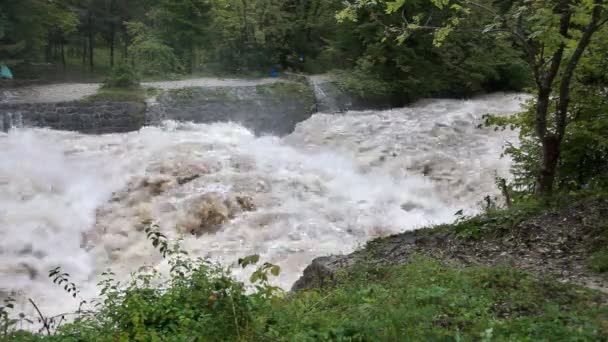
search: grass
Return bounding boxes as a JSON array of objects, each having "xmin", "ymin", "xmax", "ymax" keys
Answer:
[
  {"xmin": 590, "ymin": 247, "xmax": 608, "ymax": 273},
  {"xmin": 255, "ymin": 81, "xmax": 316, "ymax": 110},
  {"xmin": 3, "ymin": 256, "xmax": 606, "ymax": 341},
  {"xmin": 168, "ymin": 87, "xmax": 236, "ymax": 102},
  {"xmin": 266, "ymin": 258, "xmax": 608, "ymax": 341},
  {"xmin": 428, "ymin": 198, "xmax": 547, "ymax": 239},
  {"xmin": 81, "ymin": 87, "xmax": 158, "ymax": 103}
]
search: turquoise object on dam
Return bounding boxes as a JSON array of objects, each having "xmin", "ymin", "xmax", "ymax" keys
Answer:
[{"xmin": 1, "ymin": 65, "xmax": 13, "ymax": 79}]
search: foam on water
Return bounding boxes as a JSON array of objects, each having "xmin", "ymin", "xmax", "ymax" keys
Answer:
[{"xmin": 0, "ymin": 93, "xmax": 527, "ymax": 320}]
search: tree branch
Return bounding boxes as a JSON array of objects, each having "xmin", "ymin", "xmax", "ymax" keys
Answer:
[
  {"xmin": 556, "ymin": 0, "xmax": 604, "ymax": 138},
  {"xmin": 28, "ymin": 298, "xmax": 51, "ymax": 336}
]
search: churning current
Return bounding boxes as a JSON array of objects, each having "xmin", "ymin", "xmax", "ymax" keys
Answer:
[{"xmin": 0, "ymin": 92, "xmax": 527, "ymax": 319}]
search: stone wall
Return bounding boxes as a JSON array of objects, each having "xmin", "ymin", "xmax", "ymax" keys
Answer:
[
  {"xmin": 0, "ymin": 101, "xmax": 145, "ymax": 134},
  {"xmin": 147, "ymin": 82, "xmax": 316, "ymax": 136},
  {"xmin": 0, "ymin": 80, "xmax": 339, "ymax": 135}
]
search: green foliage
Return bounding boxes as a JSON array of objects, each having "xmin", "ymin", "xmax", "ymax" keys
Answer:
[
  {"xmin": 331, "ymin": 0, "xmax": 531, "ymax": 105},
  {"xmin": 255, "ymin": 81, "xmax": 315, "ymax": 107},
  {"xmin": 153, "ymin": 0, "xmax": 213, "ymax": 73},
  {"xmin": 1, "ymin": 297, "xmax": 16, "ymax": 339},
  {"xmin": 589, "ymin": 248, "xmax": 608, "ymax": 273},
  {"xmin": 338, "ymin": 0, "xmax": 608, "ymax": 197},
  {"xmin": 0, "ymin": 0, "xmax": 77, "ymax": 64},
  {"xmin": 169, "ymin": 87, "xmax": 236, "ymax": 102},
  {"xmin": 7, "ymin": 257, "xmax": 606, "ymax": 341},
  {"xmin": 483, "ymin": 32, "xmax": 608, "ymax": 195},
  {"xmin": 266, "ymin": 258, "xmax": 607, "ymax": 341},
  {"xmin": 3, "ymin": 215, "xmax": 608, "ymax": 341},
  {"xmin": 334, "ymin": 62, "xmax": 394, "ymax": 104},
  {"xmin": 207, "ymin": 0, "xmax": 295, "ymax": 73},
  {"xmin": 82, "ymin": 88, "xmax": 150, "ymax": 103},
  {"xmin": 102, "ymin": 63, "xmax": 140, "ymax": 89},
  {"xmin": 443, "ymin": 199, "xmax": 546, "ymax": 239},
  {"xmin": 126, "ymin": 21, "xmax": 183, "ymax": 77}
]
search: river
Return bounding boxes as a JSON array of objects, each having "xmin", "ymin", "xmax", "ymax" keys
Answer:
[{"xmin": 0, "ymin": 92, "xmax": 527, "ymax": 321}]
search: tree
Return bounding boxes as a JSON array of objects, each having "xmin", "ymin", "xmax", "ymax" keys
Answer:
[
  {"xmin": 208, "ymin": 0, "xmax": 293, "ymax": 73},
  {"xmin": 339, "ymin": 0, "xmax": 608, "ymax": 197},
  {"xmin": 125, "ymin": 21, "xmax": 181, "ymax": 75},
  {"xmin": 0, "ymin": 0, "xmax": 77, "ymax": 65},
  {"xmin": 154, "ymin": 0, "xmax": 213, "ymax": 73}
]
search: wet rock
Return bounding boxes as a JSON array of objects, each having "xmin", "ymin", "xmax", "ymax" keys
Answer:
[
  {"xmin": 400, "ymin": 202, "xmax": 421, "ymax": 212},
  {"xmin": 236, "ymin": 196, "xmax": 256, "ymax": 211},
  {"xmin": 177, "ymin": 174, "xmax": 200, "ymax": 185},
  {"xmin": 422, "ymin": 164, "xmax": 433, "ymax": 176},
  {"xmin": 291, "ymin": 255, "xmax": 349, "ymax": 292},
  {"xmin": 141, "ymin": 176, "xmax": 173, "ymax": 196},
  {"xmin": 184, "ymin": 194, "xmax": 230, "ymax": 236}
]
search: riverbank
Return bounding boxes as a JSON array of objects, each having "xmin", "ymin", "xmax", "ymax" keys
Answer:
[
  {"xmin": 5, "ymin": 194, "xmax": 607, "ymax": 341},
  {"xmin": 294, "ymin": 195, "xmax": 608, "ymax": 294}
]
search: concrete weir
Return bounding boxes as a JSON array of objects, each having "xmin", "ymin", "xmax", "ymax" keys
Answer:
[{"xmin": 0, "ymin": 77, "xmax": 332, "ymax": 135}]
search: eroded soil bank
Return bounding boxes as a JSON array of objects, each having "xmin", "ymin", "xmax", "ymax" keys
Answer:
[{"xmin": 293, "ymin": 197, "xmax": 608, "ymax": 296}]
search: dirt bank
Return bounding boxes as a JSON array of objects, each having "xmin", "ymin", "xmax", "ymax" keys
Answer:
[{"xmin": 293, "ymin": 197, "xmax": 608, "ymax": 295}]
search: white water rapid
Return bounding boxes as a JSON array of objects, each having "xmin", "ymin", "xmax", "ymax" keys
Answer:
[{"xmin": 0, "ymin": 92, "xmax": 527, "ymax": 321}]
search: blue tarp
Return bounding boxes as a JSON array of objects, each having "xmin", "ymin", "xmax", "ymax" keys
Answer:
[{"xmin": 1, "ymin": 65, "xmax": 13, "ymax": 79}]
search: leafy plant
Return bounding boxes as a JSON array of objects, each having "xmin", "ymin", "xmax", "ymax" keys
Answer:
[
  {"xmin": 589, "ymin": 248, "xmax": 608, "ymax": 273},
  {"xmin": 102, "ymin": 62, "xmax": 140, "ymax": 89}
]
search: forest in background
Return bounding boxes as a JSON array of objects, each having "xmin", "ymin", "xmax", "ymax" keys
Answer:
[
  {"xmin": 3, "ymin": 0, "xmax": 605, "ymax": 195},
  {"xmin": 0, "ymin": 0, "xmax": 530, "ymax": 103}
]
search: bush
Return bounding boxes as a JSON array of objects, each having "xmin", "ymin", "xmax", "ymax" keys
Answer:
[
  {"xmin": 103, "ymin": 63, "xmax": 140, "ymax": 89},
  {"xmin": 590, "ymin": 248, "xmax": 608, "ymax": 273},
  {"xmin": 126, "ymin": 21, "xmax": 182, "ymax": 77},
  {"xmin": 3, "ymin": 236, "xmax": 606, "ymax": 341},
  {"xmin": 333, "ymin": 58, "xmax": 394, "ymax": 104}
]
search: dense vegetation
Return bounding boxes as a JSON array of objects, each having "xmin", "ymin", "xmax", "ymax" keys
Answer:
[
  {"xmin": 2, "ymin": 220, "xmax": 607, "ymax": 341},
  {"xmin": 0, "ymin": 0, "xmax": 527, "ymax": 99}
]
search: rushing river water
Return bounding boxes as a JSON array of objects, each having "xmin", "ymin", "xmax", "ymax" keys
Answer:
[{"xmin": 0, "ymin": 92, "xmax": 527, "ymax": 320}]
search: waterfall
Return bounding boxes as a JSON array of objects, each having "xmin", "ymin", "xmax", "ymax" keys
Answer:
[
  {"xmin": 1, "ymin": 111, "xmax": 23, "ymax": 132},
  {"xmin": 307, "ymin": 75, "xmax": 342, "ymax": 113}
]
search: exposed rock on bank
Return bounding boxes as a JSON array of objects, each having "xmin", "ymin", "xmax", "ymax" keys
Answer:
[{"xmin": 293, "ymin": 198, "xmax": 608, "ymax": 294}]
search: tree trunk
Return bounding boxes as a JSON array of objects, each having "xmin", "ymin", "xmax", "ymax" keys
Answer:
[
  {"xmin": 189, "ymin": 46, "xmax": 195, "ymax": 74},
  {"xmin": 82, "ymin": 37, "xmax": 87, "ymax": 65},
  {"xmin": 89, "ymin": 32, "xmax": 94, "ymax": 71},
  {"xmin": 537, "ymin": 134, "xmax": 561, "ymax": 196},
  {"xmin": 45, "ymin": 33, "xmax": 53, "ymax": 63},
  {"xmin": 61, "ymin": 42, "xmax": 66, "ymax": 68},
  {"xmin": 88, "ymin": 13, "xmax": 94, "ymax": 71},
  {"xmin": 110, "ymin": 22, "xmax": 115, "ymax": 67},
  {"xmin": 123, "ymin": 30, "xmax": 129, "ymax": 59},
  {"xmin": 534, "ymin": 0, "xmax": 603, "ymax": 196}
]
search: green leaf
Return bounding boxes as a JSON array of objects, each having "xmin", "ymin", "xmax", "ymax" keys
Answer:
[
  {"xmin": 385, "ymin": 0, "xmax": 406, "ymax": 14},
  {"xmin": 270, "ymin": 265, "xmax": 281, "ymax": 276},
  {"xmin": 239, "ymin": 254, "xmax": 260, "ymax": 268}
]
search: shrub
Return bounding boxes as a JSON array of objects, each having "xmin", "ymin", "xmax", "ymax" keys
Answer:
[
  {"xmin": 126, "ymin": 21, "xmax": 182, "ymax": 77},
  {"xmin": 590, "ymin": 248, "xmax": 608, "ymax": 273},
  {"xmin": 3, "ymin": 223, "xmax": 606, "ymax": 341},
  {"xmin": 102, "ymin": 63, "xmax": 140, "ymax": 89}
]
